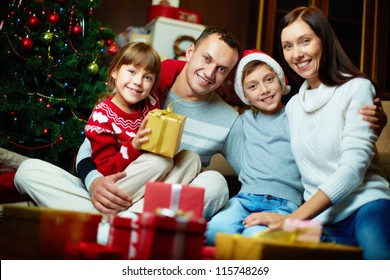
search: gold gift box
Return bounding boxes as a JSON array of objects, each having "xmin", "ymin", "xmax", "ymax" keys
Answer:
[
  {"xmin": 215, "ymin": 232, "xmax": 362, "ymax": 260},
  {"xmin": 141, "ymin": 108, "xmax": 186, "ymax": 158},
  {"xmin": 0, "ymin": 205, "xmax": 102, "ymax": 259}
]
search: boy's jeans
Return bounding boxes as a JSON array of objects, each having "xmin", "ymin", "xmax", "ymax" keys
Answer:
[{"xmin": 205, "ymin": 192, "xmax": 299, "ymax": 245}]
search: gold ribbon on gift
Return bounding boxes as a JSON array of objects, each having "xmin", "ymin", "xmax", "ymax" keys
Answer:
[
  {"xmin": 152, "ymin": 104, "xmax": 177, "ymax": 154},
  {"xmin": 150, "ymin": 99, "xmax": 182, "ymax": 119}
]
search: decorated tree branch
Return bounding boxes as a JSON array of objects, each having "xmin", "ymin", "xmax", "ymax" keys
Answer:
[{"xmin": 0, "ymin": 0, "xmax": 118, "ymax": 172}]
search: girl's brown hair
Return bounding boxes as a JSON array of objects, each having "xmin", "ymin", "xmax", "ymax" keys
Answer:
[{"xmin": 107, "ymin": 42, "xmax": 161, "ymax": 94}]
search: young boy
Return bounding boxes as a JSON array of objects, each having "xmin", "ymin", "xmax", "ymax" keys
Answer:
[{"xmin": 205, "ymin": 49, "xmax": 303, "ymax": 244}]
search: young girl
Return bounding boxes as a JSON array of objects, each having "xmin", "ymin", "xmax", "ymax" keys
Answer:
[
  {"xmin": 255, "ymin": 6, "xmax": 390, "ymax": 259},
  {"xmin": 205, "ymin": 49, "xmax": 303, "ymax": 244},
  {"xmin": 85, "ymin": 42, "xmax": 201, "ymax": 212},
  {"xmin": 85, "ymin": 42, "xmax": 160, "ymax": 176}
]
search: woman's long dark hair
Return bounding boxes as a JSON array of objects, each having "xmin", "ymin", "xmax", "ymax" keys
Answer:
[{"xmin": 277, "ymin": 6, "xmax": 366, "ymax": 87}]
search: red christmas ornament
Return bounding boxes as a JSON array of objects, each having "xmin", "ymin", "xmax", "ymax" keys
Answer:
[
  {"xmin": 105, "ymin": 39, "xmax": 113, "ymax": 46},
  {"xmin": 19, "ymin": 37, "xmax": 34, "ymax": 50},
  {"xmin": 47, "ymin": 13, "xmax": 60, "ymax": 25},
  {"xmin": 27, "ymin": 16, "xmax": 40, "ymax": 29},
  {"xmin": 107, "ymin": 43, "xmax": 119, "ymax": 56},
  {"xmin": 71, "ymin": 24, "xmax": 82, "ymax": 35}
]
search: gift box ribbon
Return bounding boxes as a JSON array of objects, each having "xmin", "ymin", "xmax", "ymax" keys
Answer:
[
  {"xmin": 156, "ymin": 192, "xmax": 193, "ymax": 260},
  {"xmin": 157, "ymin": 183, "xmax": 195, "ymax": 218},
  {"xmin": 170, "ymin": 183, "xmax": 182, "ymax": 211}
]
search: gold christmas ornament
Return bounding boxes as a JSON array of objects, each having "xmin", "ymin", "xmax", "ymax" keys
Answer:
[
  {"xmin": 87, "ymin": 62, "xmax": 99, "ymax": 74},
  {"xmin": 40, "ymin": 30, "xmax": 54, "ymax": 44}
]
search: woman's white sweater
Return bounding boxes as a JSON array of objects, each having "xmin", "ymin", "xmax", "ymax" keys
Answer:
[{"xmin": 286, "ymin": 78, "xmax": 390, "ymax": 224}]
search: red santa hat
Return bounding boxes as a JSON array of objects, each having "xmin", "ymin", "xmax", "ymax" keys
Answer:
[{"xmin": 234, "ymin": 49, "xmax": 291, "ymax": 105}]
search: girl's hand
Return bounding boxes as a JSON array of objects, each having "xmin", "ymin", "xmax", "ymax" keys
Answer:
[{"xmin": 132, "ymin": 117, "xmax": 151, "ymax": 150}]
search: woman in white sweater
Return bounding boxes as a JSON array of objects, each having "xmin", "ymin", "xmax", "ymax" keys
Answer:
[{"xmin": 252, "ymin": 6, "xmax": 390, "ymax": 259}]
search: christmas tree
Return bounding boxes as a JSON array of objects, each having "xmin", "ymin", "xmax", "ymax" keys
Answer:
[{"xmin": 0, "ymin": 0, "xmax": 118, "ymax": 172}]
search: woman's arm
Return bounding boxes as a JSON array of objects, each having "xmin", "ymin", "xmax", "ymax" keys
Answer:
[{"xmin": 243, "ymin": 190, "xmax": 332, "ymax": 230}]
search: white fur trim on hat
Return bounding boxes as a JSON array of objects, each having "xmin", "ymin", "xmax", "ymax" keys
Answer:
[{"xmin": 234, "ymin": 50, "xmax": 291, "ymax": 105}]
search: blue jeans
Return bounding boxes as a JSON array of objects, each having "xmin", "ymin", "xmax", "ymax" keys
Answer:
[
  {"xmin": 205, "ymin": 192, "xmax": 299, "ymax": 245},
  {"xmin": 321, "ymin": 199, "xmax": 390, "ymax": 260}
]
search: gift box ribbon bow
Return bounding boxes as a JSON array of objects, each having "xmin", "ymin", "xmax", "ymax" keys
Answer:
[
  {"xmin": 152, "ymin": 100, "xmax": 182, "ymax": 121},
  {"xmin": 156, "ymin": 183, "xmax": 194, "ymax": 219}
]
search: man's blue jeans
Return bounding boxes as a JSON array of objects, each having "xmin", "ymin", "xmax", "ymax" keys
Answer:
[{"xmin": 205, "ymin": 192, "xmax": 299, "ymax": 245}]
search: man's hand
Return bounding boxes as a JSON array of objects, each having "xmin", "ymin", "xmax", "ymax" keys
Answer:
[
  {"xmin": 90, "ymin": 171, "xmax": 132, "ymax": 214},
  {"xmin": 360, "ymin": 97, "xmax": 388, "ymax": 136}
]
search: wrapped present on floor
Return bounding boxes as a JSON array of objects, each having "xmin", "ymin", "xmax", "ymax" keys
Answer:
[
  {"xmin": 282, "ymin": 218, "xmax": 322, "ymax": 243},
  {"xmin": 141, "ymin": 104, "xmax": 186, "ymax": 158},
  {"xmin": 0, "ymin": 205, "xmax": 102, "ymax": 259},
  {"xmin": 215, "ymin": 233, "xmax": 240, "ymax": 260},
  {"xmin": 201, "ymin": 246, "xmax": 216, "ymax": 260},
  {"xmin": 106, "ymin": 213, "xmax": 140, "ymax": 260},
  {"xmin": 65, "ymin": 242, "xmax": 125, "ymax": 260},
  {"xmin": 215, "ymin": 232, "xmax": 362, "ymax": 260},
  {"xmin": 143, "ymin": 181, "xmax": 204, "ymax": 218},
  {"xmin": 137, "ymin": 210, "xmax": 206, "ymax": 260}
]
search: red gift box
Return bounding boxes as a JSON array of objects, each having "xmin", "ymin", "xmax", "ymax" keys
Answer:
[
  {"xmin": 147, "ymin": 5, "xmax": 202, "ymax": 24},
  {"xmin": 147, "ymin": 5, "xmax": 177, "ymax": 23},
  {"xmin": 175, "ymin": 8, "xmax": 201, "ymax": 24},
  {"xmin": 143, "ymin": 182, "xmax": 205, "ymax": 218},
  {"xmin": 201, "ymin": 246, "xmax": 216, "ymax": 260},
  {"xmin": 65, "ymin": 242, "xmax": 125, "ymax": 260},
  {"xmin": 137, "ymin": 211, "xmax": 206, "ymax": 260},
  {"xmin": 107, "ymin": 213, "xmax": 140, "ymax": 260}
]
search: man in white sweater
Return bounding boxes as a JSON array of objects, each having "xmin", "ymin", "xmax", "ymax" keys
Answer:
[{"xmin": 15, "ymin": 27, "xmax": 243, "ymax": 219}]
